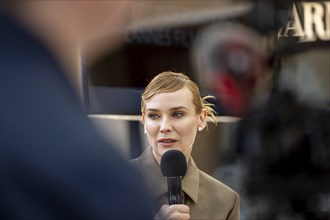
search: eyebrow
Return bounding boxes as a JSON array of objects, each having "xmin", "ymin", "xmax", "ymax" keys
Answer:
[{"xmin": 146, "ymin": 106, "xmax": 189, "ymax": 112}]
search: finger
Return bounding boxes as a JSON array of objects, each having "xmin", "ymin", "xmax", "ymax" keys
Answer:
[
  {"xmin": 168, "ymin": 212, "xmax": 190, "ymax": 220},
  {"xmin": 168, "ymin": 204, "xmax": 190, "ymax": 213},
  {"xmin": 154, "ymin": 205, "xmax": 170, "ymax": 220}
]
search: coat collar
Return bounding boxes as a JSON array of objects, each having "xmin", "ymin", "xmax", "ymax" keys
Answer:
[{"xmin": 136, "ymin": 147, "xmax": 199, "ymax": 204}]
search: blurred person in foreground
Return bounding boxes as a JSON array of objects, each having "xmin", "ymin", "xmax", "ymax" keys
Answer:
[
  {"xmin": 0, "ymin": 1, "xmax": 155, "ymax": 219},
  {"xmin": 131, "ymin": 71, "xmax": 240, "ymax": 220}
]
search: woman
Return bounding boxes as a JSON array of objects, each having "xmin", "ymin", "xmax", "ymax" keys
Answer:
[{"xmin": 131, "ymin": 71, "xmax": 240, "ymax": 219}]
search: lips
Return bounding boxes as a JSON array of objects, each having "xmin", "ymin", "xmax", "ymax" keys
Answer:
[{"xmin": 158, "ymin": 138, "xmax": 177, "ymax": 147}]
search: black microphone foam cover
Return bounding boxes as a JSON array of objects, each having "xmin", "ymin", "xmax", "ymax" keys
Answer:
[{"xmin": 160, "ymin": 150, "xmax": 187, "ymax": 177}]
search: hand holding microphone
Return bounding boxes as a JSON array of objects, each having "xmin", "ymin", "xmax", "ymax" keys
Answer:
[{"xmin": 154, "ymin": 150, "xmax": 190, "ymax": 220}]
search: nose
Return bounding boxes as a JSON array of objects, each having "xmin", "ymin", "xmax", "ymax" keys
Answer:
[{"xmin": 160, "ymin": 117, "xmax": 172, "ymax": 133}]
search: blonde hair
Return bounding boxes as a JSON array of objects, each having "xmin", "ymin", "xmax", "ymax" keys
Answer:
[{"xmin": 141, "ymin": 71, "xmax": 217, "ymax": 125}]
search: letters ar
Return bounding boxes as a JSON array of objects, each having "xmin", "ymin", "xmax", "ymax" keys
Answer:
[{"xmin": 278, "ymin": 2, "xmax": 330, "ymax": 42}]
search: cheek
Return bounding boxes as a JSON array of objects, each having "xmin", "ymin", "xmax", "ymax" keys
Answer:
[
  {"xmin": 184, "ymin": 127, "xmax": 198, "ymax": 141},
  {"xmin": 145, "ymin": 120, "xmax": 159, "ymax": 136},
  {"xmin": 183, "ymin": 117, "xmax": 199, "ymax": 130},
  {"xmin": 177, "ymin": 120, "xmax": 199, "ymax": 138}
]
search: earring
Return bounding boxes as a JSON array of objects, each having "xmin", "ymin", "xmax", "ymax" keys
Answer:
[
  {"xmin": 198, "ymin": 127, "xmax": 203, "ymax": 131},
  {"xmin": 144, "ymin": 129, "xmax": 147, "ymax": 134}
]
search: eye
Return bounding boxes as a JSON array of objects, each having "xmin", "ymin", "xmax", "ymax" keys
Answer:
[
  {"xmin": 173, "ymin": 112, "xmax": 184, "ymax": 118},
  {"xmin": 147, "ymin": 113, "xmax": 160, "ymax": 120}
]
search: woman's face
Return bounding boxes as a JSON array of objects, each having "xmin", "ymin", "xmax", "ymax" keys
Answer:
[{"xmin": 142, "ymin": 86, "xmax": 206, "ymax": 164}]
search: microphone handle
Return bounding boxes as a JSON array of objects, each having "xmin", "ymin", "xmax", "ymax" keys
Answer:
[{"xmin": 167, "ymin": 176, "xmax": 183, "ymax": 205}]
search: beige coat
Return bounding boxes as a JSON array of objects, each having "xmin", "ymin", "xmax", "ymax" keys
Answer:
[{"xmin": 131, "ymin": 147, "xmax": 240, "ymax": 220}]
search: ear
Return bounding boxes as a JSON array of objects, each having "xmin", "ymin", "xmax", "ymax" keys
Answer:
[{"xmin": 198, "ymin": 109, "xmax": 207, "ymax": 130}]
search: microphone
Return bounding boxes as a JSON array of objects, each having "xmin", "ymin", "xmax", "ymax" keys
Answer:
[{"xmin": 160, "ymin": 150, "xmax": 187, "ymax": 205}]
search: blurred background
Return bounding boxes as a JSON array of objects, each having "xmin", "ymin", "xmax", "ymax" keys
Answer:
[{"xmin": 82, "ymin": 1, "xmax": 329, "ymax": 219}]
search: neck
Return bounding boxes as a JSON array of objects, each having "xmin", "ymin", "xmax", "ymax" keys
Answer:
[{"xmin": 152, "ymin": 149, "xmax": 162, "ymax": 165}]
